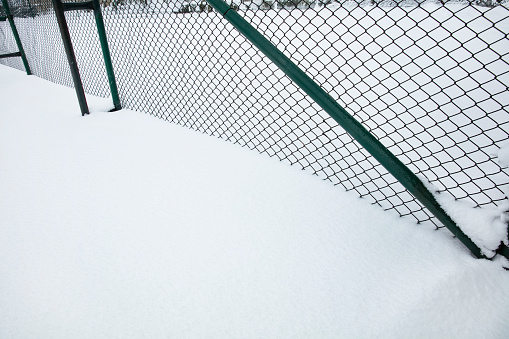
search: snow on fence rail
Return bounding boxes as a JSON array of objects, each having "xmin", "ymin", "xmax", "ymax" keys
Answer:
[{"xmin": 1, "ymin": 0, "xmax": 508, "ymax": 235}]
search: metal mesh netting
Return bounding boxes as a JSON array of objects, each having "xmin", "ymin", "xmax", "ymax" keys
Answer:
[
  {"xmin": 1, "ymin": 0, "xmax": 508, "ymax": 228},
  {"xmin": 0, "ymin": 4, "xmax": 14, "ymax": 61}
]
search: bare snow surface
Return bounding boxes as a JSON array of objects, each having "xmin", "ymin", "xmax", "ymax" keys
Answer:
[
  {"xmin": 1, "ymin": 65, "xmax": 508, "ymax": 338},
  {"xmin": 498, "ymin": 143, "xmax": 509, "ymax": 169}
]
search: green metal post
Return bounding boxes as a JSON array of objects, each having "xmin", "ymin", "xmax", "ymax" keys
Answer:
[
  {"xmin": 52, "ymin": 0, "xmax": 89, "ymax": 116},
  {"xmin": 56, "ymin": 0, "xmax": 121, "ymax": 113},
  {"xmin": 1, "ymin": 0, "xmax": 31, "ymax": 75},
  {"xmin": 206, "ymin": 0, "xmax": 487, "ymax": 259},
  {"xmin": 92, "ymin": 0, "xmax": 121, "ymax": 111}
]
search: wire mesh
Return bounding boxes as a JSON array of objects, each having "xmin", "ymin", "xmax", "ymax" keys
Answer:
[
  {"xmin": 0, "ymin": 3, "xmax": 17, "ymax": 66},
  {"xmin": 1, "ymin": 0, "xmax": 508, "ymax": 229}
]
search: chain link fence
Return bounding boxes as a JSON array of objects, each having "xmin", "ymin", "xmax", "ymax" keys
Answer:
[{"xmin": 1, "ymin": 0, "xmax": 508, "ymax": 229}]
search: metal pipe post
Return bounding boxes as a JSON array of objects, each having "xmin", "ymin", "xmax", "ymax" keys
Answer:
[
  {"xmin": 92, "ymin": 0, "xmax": 121, "ymax": 111},
  {"xmin": 51, "ymin": 0, "xmax": 89, "ymax": 116},
  {"xmin": 206, "ymin": 0, "xmax": 487, "ymax": 259},
  {"xmin": 1, "ymin": 0, "xmax": 32, "ymax": 75}
]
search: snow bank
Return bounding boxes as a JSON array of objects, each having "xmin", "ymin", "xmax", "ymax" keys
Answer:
[
  {"xmin": 423, "ymin": 178, "xmax": 508, "ymax": 257},
  {"xmin": 1, "ymin": 65, "xmax": 508, "ymax": 338},
  {"xmin": 498, "ymin": 143, "xmax": 509, "ymax": 169}
]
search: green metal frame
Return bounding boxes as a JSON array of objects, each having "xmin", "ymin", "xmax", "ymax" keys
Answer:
[
  {"xmin": 0, "ymin": 0, "xmax": 31, "ymax": 75},
  {"xmin": 206, "ymin": 0, "xmax": 500, "ymax": 260},
  {"xmin": 52, "ymin": 0, "xmax": 121, "ymax": 115}
]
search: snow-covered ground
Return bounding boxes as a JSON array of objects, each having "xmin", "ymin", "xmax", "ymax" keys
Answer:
[{"xmin": 1, "ymin": 65, "xmax": 509, "ymax": 338}]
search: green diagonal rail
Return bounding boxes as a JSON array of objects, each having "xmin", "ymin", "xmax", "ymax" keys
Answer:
[{"xmin": 206, "ymin": 0, "xmax": 496, "ymax": 260}]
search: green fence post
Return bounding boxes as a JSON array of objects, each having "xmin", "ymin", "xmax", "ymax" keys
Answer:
[
  {"xmin": 51, "ymin": 0, "xmax": 89, "ymax": 116},
  {"xmin": 1, "ymin": 0, "xmax": 31, "ymax": 75},
  {"xmin": 53, "ymin": 0, "xmax": 121, "ymax": 113},
  {"xmin": 206, "ymin": 0, "xmax": 489, "ymax": 259},
  {"xmin": 92, "ymin": 0, "xmax": 121, "ymax": 111}
]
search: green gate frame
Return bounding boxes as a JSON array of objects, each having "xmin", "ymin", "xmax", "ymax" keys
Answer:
[
  {"xmin": 0, "ymin": 0, "xmax": 31, "ymax": 75},
  {"xmin": 51, "ymin": 0, "xmax": 121, "ymax": 115}
]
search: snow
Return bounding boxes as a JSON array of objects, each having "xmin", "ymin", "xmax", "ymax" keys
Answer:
[
  {"xmin": 1, "ymin": 65, "xmax": 509, "ymax": 338},
  {"xmin": 498, "ymin": 142, "xmax": 509, "ymax": 169},
  {"xmin": 422, "ymin": 178, "xmax": 508, "ymax": 256},
  {"xmin": 495, "ymin": 143, "xmax": 509, "ymax": 229}
]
